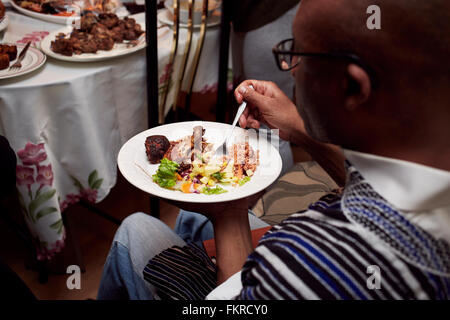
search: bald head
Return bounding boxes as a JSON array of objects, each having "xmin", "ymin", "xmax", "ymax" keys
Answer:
[
  {"xmin": 295, "ymin": 0, "xmax": 450, "ymax": 79},
  {"xmin": 291, "ymin": 0, "xmax": 450, "ymax": 170}
]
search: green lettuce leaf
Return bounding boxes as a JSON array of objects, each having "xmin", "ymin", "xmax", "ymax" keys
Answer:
[
  {"xmin": 238, "ymin": 176, "xmax": 251, "ymax": 186},
  {"xmin": 211, "ymin": 171, "xmax": 225, "ymax": 181},
  {"xmin": 152, "ymin": 158, "xmax": 179, "ymax": 189},
  {"xmin": 202, "ymin": 185, "xmax": 228, "ymax": 195}
]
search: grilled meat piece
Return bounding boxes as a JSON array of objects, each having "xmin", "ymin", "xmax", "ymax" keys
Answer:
[
  {"xmin": 78, "ymin": 36, "xmax": 98, "ymax": 54},
  {"xmin": 70, "ymin": 30, "xmax": 89, "ymax": 41},
  {"xmin": 192, "ymin": 126, "xmax": 204, "ymax": 162},
  {"xmin": 51, "ymin": 13, "xmax": 144, "ymax": 56},
  {"xmin": 90, "ymin": 23, "xmax": 109, "ymax": 36},
  {"xmin": 124, "ymin": 17, "xmax": 136, "ymax": 29},
  {"xmin": 80, "ymin": 12, "xmax": 98, "ymax": 32},
  {"xmin": 95, "ymin": 34, "xmax": 115, "ymax": 51},
  {"xmin": 98, "ymin": 13, "xmax": 119, "ymax": 29},
  {"xmin": 164, "ymin": 137, "xmax": 193, "ymax": 164},
  {"xmin": 145, "ymin": 135, "xmax": 171, "ymax": 164},
  {"xmin": 123, "ymin": 29, "xmax": 136, "ymax": 41},
  {"xmin": 51, "ymin": 38, "xmax": 74, "ymax": 56},
  {"xmin": 0, "ymin": 53, "xmax": 9, "ymax": 70},
  {"xmin": 91, "ymin": 24, "xmax": 115, "ymax": 50},
  {"xmin": 110, "ymin": 26, "xmax": 124, "ymax": 43},
  {"xmin": 0, "ymin": 44, "xmax": 17, "ymax": 61}
]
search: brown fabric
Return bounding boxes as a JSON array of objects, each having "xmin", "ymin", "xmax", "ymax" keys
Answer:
[
  {"xmin": 252, "ymin": 161, "xmax": 340, "ymax": 225},
  {"xmin": 231, "ymin": 0, "xmax": 300, "ymax": 33}
]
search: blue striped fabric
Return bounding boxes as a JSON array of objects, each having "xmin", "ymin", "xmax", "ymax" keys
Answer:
[
  {"xmin": 237, "ymin": 163, "xmax": 450, "ymax": 299},
  {"xmin": 143, "ymin": 163, "xmax": 450, "ymax": 300}
]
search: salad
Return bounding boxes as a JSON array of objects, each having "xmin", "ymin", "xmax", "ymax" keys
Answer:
[{"xmin": 146, "ymin": 126, "xmax": 259, "ymax": 195}]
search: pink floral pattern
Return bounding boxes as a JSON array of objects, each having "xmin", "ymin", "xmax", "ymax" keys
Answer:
[
  {"xmin": 159, "ymin": 62, "xmax": 173, "ymax": 85},
  {"xmin": 16, "ymin": 142, "xmax": 104, "ymax": 261},
  {"xmin": 60, "ymin": 170, "xmax": 103, "ymax": 212},
  {"xmin": 16, "ymin": 165, "xmax": 35, "ymax": 187},
  {"xmin": 16, "ymin": 142, "xmax": 63, "ymax": 261},
  {"xmin": 17, "ymin": 142, "xmax": 47, "ymax": 166},
  {"xmin": 17, "ymin": 31, "xmax": 50, "ymax": 47},
  {"xmin": 36, "ymin": 164, "xmax": 54, "ymax": 187},
  {"xmin": 81, "ymin": 188, "xmax": 98, "ymax": 203}
]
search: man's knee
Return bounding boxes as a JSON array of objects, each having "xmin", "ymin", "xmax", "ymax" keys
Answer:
[
  {"xmin": 115, "ymin": 212, "xmax": 160, "ymax": 245},
  {"xmin": 121, "ymin": 212, "xmax": 154, "ymax": 229}
]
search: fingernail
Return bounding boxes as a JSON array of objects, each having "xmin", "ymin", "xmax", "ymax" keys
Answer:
[{"xmin": 239, "ymin": 86, "xmax": 247, "ymax": 94}]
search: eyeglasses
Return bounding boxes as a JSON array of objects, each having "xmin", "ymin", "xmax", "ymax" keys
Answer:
[{"xmin": 272, "ymin": 38, "xmax": 377, "ymax": 86}]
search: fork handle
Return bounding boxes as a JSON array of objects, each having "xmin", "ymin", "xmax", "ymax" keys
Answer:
[{"xmin": 17, "ymin": 42, "xmax": 31, "ymax": 62}]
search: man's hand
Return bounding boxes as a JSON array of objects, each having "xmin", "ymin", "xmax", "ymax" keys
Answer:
[
  {"xmin": 235, "ymin": 80, "xmax": 347, "ymax": 186},
  {"xmin": 235, "ymin": 80, "xmax": 304, "ymax": 141}
]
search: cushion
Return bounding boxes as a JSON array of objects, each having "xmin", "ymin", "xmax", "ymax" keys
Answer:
[{"xmin": 252, "ymin": 161, "xmax": 340, "ymax": 225}]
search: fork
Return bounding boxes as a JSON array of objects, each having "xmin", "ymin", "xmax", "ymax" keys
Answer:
[
  {"xmin": 9, "ymin": 41, "xmax": 31, "ymax": 72},
  {"xmin": 213, "ymin": 85, "xmax": 254, "ymax": 158}
]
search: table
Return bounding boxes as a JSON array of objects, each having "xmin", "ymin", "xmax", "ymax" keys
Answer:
[{"xmin": 0, "ymin": 6, "xmax": 224, "ymax": 260}]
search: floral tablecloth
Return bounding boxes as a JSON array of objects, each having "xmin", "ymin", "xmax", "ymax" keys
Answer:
[{"xmin": 0, "ymin": 7, "xmax": 225, "ymax": 260}]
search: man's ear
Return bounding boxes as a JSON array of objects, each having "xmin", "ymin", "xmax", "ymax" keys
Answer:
[{"xmin": 345, "ymin": 64, "xmax": 371, "ymax": 111}]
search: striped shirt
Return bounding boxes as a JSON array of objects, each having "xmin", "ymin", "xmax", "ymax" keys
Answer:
[
  {"xmin": 236, "ymin": 163, "xmax": 450, "ymax": 299},
  {"xmin": 144, "ymin": 158, "xmax": 450, "ymax": 300}
]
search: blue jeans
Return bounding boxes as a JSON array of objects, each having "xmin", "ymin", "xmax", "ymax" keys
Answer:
[{"xmin": 97, "ymin": 210, "xmax": 268, "ymax": 300}]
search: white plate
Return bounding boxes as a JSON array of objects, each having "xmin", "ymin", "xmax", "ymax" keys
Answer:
[
  {"xmin": 0, "ymin": 43, "xmax": 46, "ymax": 80},
  {"xmin": 40, "ymin": 22, "xmax": 146, "ymax": 62},
  {"xmin": 0, "ymin": 14, "xmax": 9, "ymax": 32},
  {"xmin": 118, "ymin": 121, "xmax": 282, "ymax": 203},
  {"xmin": 157, "ymin": 8, "xmax": 221, "ymax": 29},
  {"xmin": 10, "ymin": 0, "xmax": 80, "ymax": 25}
]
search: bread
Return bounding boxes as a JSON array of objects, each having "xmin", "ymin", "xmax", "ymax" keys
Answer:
[{"xmin": 0, "ymin": 53, "xmax": 9, "ymax": 70}]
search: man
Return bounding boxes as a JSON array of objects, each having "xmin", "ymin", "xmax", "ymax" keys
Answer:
[{"xmin": 98, "ymin": 0, "xmax": 450, "ymax": 299}]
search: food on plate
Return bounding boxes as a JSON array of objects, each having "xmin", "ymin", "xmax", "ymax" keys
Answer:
[
  {"xmin": 14, "ymin": 0, "xmax": 75, "ymax": 15},
  {"xmin": 0, "ymin": 44, "xmax": 18, "ymax": 61},
  {"xmin": 13, "ymin": 0, "xmax": 120, "ymax": 16},
  {"xmin": 0, "ymin": 44, "xmax": 18, "ymax": 70},
  {"xmin": 145, "ymin": 135, "xmax": 171, "ymax": 164},
  {"xmin": 51, "ymin": 12, "xmax": 144, "ymax": 56},
  {"xmin": 0, "ymin": 1, "xmax": 5, "ymax": 21},
  {"xmin": 147, "ymin": 126, "xmax": 260, "ymax": 195},
  {"xmin": 0, "ymin": 53, "xmax": 9, "ymax": 70}
]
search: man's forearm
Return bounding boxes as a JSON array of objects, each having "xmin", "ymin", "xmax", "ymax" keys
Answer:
[
  {"xmin": 212, "ymin": 210, "xmax": 253, "ymax": 285},
  {"xmin": 290, "ymin": 131, "xmax": 346, "ymax": 187}
]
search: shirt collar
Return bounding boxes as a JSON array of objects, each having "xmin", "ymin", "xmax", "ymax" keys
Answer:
[{"xmin": 343, "ymin": 149, "xmax": 450, "ymax": 212}]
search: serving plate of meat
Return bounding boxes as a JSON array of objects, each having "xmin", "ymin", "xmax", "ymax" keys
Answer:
[
  {"xmin": 10, "ymin": 0, "xmax": 121, "ymax": 25},
  {"xmin": 40, "ymin": 12, "xmax": 145, "ymax": 61},
  {"xmin": 118, "ymin": 121, "xmax": 282, "ymax": 203},
  {"xmin": 0, "ymin": 43, "xmax": 46, "ymax": 80}
]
